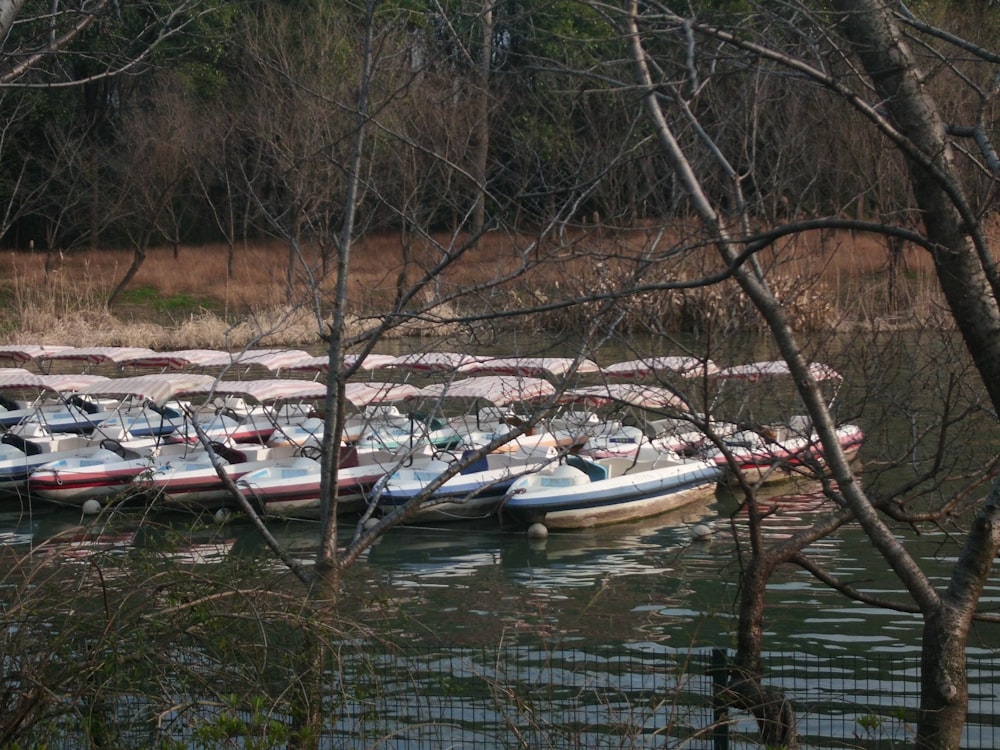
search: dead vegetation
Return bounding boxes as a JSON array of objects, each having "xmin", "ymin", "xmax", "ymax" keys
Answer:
[{"xmin": 0, "ymin": 227, "xmax": 946, "ymax": 349}]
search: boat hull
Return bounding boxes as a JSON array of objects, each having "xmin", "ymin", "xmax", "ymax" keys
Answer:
[
  {"xmin": 237, "ymin": 459, "xmax": 379, "ymax": 519},
  {"xmin": 373, "ymin": 451, "xmax": 555, "ymax": 523},
  {"xmin": 142, "ymin": 461, "xmax": 272, "ymax": 511},
  {"xmin": 28, "ymin": 457, "xmax": 152, "ymax": 505},
  {"xmin": 502, "ymin": 456, "xmax": 722, "ymax": 530},
  {"xmin": 712, "ymin": 424, "xmax": 864, "ymax": 485}
]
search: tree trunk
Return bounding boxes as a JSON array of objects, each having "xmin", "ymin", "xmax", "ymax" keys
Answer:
[
  {"xmin": 918, "ymin": 607, "xmax": 968, "ymax": 749},
  {"xmin": 318, "ymin": 0, "xmax": 375, "ymax": 573},
  {"xmin": 832, "ymin": 2, "xmax": 1000, "ymax": 746},
  {"xmin": 470, "ymin": 0, "xmax": 492, "ymax": 240},
  {"xmin": 833, "ymin": 0, "xmax": 1000, "ymax": 407},
  {"xmin": 106, "ymin": 247, "xmax": 147, "ymax": 308},
  {"xmin": 0, "ymin": 0, "xmax": 27, "ymax": 40},
  {"xmin": 727, "ymin": 555, "xmax": 799, "ymax": 748}
]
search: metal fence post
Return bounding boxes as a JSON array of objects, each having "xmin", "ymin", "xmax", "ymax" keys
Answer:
[{"xmin": 711, "ymin": 648, "xmax": 729, "ymax": 750}]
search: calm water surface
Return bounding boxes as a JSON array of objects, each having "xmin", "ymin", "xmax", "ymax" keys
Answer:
[
  {"xmin": 4, "ymin": 333, "xmax": 999, "ymax": 746},
  {"xmin": 5, "ymin": 480, "xmax": 996, "ymax": 657},
  {"xmin": 3, "ymin": 462, "xmax": 1000, "ymax": 748}
]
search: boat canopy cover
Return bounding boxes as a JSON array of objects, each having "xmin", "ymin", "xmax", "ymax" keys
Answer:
[
  {"xmin": 118, "ymin": 349, "xmax": 235, "ymax": 370},
  {"xmin": 412, "ymin": 375, "xmax": 556, "ymax": 406},
  {"xmin": 462, "ymin": 356, "xmax": 601, "ymax": 379},
  {"xmin": 559, "ymin": 383, "xmax": 687, "ymax": 409},
  {"xmin": 0, "ymin": 368, "xmax": 46, "ymax": 390},
  {"xmin": 39, "ymin": 346, "xmax": 158, "ymax": 365},
  {"xmin": 0, "ymin": 344, "xmax": 76, "ymax": 365},
  {"xmin": 343, "ymin": 381, "xmax": 421, "ymax": 406},
  {"xmin": 186, "ymin": 378, "xmax": 329, "ymax": 405},
  {"xmin": 384, "ymin": 351, "xmax": 488, "ymax": 373},
  {"xmin": 714, "ymin": 360, "xmax": 842, "ymax": 382},
  {"xmin": 38, "ymin": 374, "xmax": 112, "ymax": 393},
  {"xmin": 282, "ymin": 353, "xmax": 399, "ymax": 374},
  {"xmin": 73, "ymin": 373, "xmax": 218, "ymax": 405},
  {"xmin": 602, "ymin": 356, "xmax": 719, "ymax": 379},
  {"xmin": 194, "ymin": 349, "xmax": 314, "ymax": 372}
]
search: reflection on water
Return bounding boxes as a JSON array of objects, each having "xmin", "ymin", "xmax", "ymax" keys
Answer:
[
  {"xmin": 2, "ymin": 484, "xmax": 1000, "ymax": 748},
  {"xmin": 4, "ymin": 482, "xmax": 999, "ymax": 655}
]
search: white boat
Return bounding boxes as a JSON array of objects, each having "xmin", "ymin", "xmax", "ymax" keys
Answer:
[
  {"xmin": 163, "ymin": 406, "xmax": 277, "ymax": 445},
  {"xmin": 408, "ymin": 374, "xmax": 581, "ymax": 452},
  {"xmin": 139, "ymin": 379, "xmax": 374, "ymax": 512},
  {"xmin": 0, "ymin": 427, "xmax": 95, "ymax": 492},
  {"xmin": 0, "ymin": 371, "xmax": 142, "ymax": 492},
  {"xmin": 266, "ymin": 381, "xmax": 422, "ymax": 447},
  {"xmin": 140, "ymin": 379, "xmax": 416, "ymax": 515},
  {"xmin": 140, "ymin": 441, "xmax": 303, "ymax": 511},
  {"xmin": 553, "ymin": 382, "xmax": 710, "ymax": 454},
  {"xmin": 702, "ymin": 418, "xmax": 864, "ymax": 485},
  {"xmin": 25, "ymin": 442, "xmax": 195, "ymax": 505},
  {"xmin": 0, "ymin": 373, "xmax": 114, "ymax": 432},
  {"xmin": 501, "ymin": 444, "xmax": 722, "ymax": 530},
  {"xmin": 23, "ymin": 373, "xmax": 221, "ymax": 506},
  {"xmin": 134, "ymin": 379, "xmax": 323, "ymax": 509},
  {"xmin": 696, "ymin": 361, "xmax": 865, "ymax": 484},
  {"xmin": 370, "ymin": 444, "xmax": 558, "ymax": 523},
  {"xmin": 236, "ymin": 450, "xmax": 391, "ymax": 519}
]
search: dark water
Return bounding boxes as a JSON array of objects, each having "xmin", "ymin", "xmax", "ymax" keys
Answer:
[
  {"xmin": 6, "ymin": 477, "xmax": 997, "ymax": 655},
  {"xmin": 3, "ymin": 331, "xmax": 1000, "ymax": 746},
  {"xmin": 4, "ymin": 482, "xmax": 999, "ymax": 748}
]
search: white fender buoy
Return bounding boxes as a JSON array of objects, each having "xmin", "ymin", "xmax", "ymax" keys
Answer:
[
  {"xmin": 363, "ymin": 517, "xmax": 380, "ymax": 531},
  {"xmin": 81, "ymin": 499, "xmax": 101, "ymax": 516},
  {"xmin": 527, "ymin": 522, "xmax": 549, "ymax": 539},
  {"xmin": 691, "ymin": 523, "xmax": 713, "ymax": 541},
  {"xmin": 214, "ymin": 508, "xmax": 231, "ymax": 524}
]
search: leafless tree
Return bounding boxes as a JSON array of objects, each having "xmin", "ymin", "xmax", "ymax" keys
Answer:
[
  {"xmin": 106, "ymin": 74, "xmax": 199, "ymax": 307},
  {"xmin": 0, "ymin": 1, "xmax": 222, "ymax": 87},
  {"xmin": 606, "ymin": 0, "xmax": 1000, "ymax": 746}
]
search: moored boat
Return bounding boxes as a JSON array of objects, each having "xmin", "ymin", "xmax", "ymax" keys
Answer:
[
  {"xmin": 235, "ymin": 452, "xmax": 387, "ymax": 519},
  {"xmin": 25, "ymin": 441, "xmax": 196, "ymax": 506},
  {"xmin": 695, "ymin": 361, "xmax": 864, "ymax": 485},
  {"xmin": 21, "ymin": 373, "xmax": 223, "ymax": 507},
  {"xmin": 371, "ymin": 444, "xmax": 558, "ymax": 523},
  {"xmin": 701, "ymin": 419, "xmax": 864, "ymax": 485},
  {"xmin": 129, "ymin": 442, "xmax": 301, "ymax": 511},
  {"xmin": 501, "ymin": 444, "xmax": 722, "ymax": 530}
]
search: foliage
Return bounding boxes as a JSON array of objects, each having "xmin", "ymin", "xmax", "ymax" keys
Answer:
[
  {"xmin": 2, "ymin": 0, "xmax": 978, "ymax": 254},
  {"xmin": 118, "ymin": 286, "xmax": 219, "ymax": 317}
]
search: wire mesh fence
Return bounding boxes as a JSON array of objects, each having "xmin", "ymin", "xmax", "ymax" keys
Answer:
[
  {"xmin": 322, "ymin": 644, "xmax": 1000, "ymax": 749},
  {"xmin": 29, "ymin": 641, "xmax": 999, "ymax": 747}
]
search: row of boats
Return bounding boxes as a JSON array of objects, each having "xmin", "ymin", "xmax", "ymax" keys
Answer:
[{"xmin": 0, "ymin": 346, "xmax": 864, "ymax": 531}]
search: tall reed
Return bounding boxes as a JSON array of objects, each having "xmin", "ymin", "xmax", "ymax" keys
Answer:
[{"xmin": 0, "ymin": 229, "xmax": 947, "ymax": 349}]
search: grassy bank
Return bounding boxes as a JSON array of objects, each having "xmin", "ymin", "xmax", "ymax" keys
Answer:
[{"xmin": 0, "ymin": 228, "xmax": 944, "ymax": 350}]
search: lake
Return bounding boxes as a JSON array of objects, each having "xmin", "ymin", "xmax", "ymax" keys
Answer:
[
  {"xmin": 3, "ymin": 475, "xmax": 999, "ymax": 748},
  {"xmin": 1, "ymin": 330, "xmax": 999, "ymax": 747}
]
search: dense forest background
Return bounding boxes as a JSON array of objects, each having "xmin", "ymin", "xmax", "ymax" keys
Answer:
[
  {"xmin": 2, "ymin": 1, "xmax": 995, "ymax": 257},
  {"xmin": 5, "ymin": 6, "xmax": 1000, "ymax": 749}
]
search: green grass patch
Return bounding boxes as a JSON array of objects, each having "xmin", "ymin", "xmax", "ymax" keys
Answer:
[{"xmin": 120, "ymin": 286, "xmax": 220, "ymax": 317}]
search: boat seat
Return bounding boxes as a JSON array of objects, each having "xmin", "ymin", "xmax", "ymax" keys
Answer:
[
  {"xmin": 339, "ymin": 446, "xmax": 360, "ymax": 469},
  {"xmin": 787, "ymin": 415, "xmax": 813, "ymax": 436},
  {"xmin": 209, "ymin": 442, "xmax": 247, "ymax": 464},
  {"xmin": 601, "ymin": 456, "xmax": 642, "ymax": 478},
  {"xmin": 1, "ymin": 432, "xmax": 41, "ymax": 456},
  {"xmin": 68, "ymin": 395, "xmax": 100, "ymax": 414},
  {"xmin": 150, "ymin": 402, "xmax": 184, "ymax": 419},
  {"xmin": 651, "ymin": 417, "xmax": 697, "ymax": 435},
  {"xmin": 459, "ymin": 450, "xmax": 490, "ymax": 475},
  {"xmin": 566, "ymin": 454, "xmax": 609, "ymax": 482}
]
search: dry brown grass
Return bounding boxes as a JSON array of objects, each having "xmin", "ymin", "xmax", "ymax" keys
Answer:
[{"xmin": 0, "ymin": 227, "xmax": 946, "ymax": 348}]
